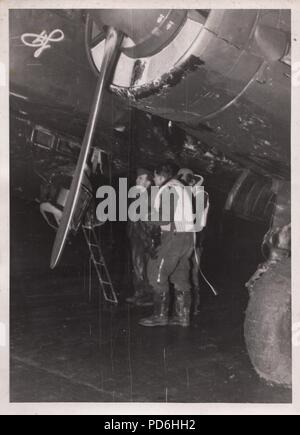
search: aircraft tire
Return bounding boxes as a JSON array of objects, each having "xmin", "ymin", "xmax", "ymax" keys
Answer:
[{"xmin": 244, "ymin": 258, "xmax": 292, "ymax": 387}]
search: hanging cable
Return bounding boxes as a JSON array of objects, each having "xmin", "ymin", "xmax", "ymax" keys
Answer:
[{"xmin": 193, "ymin": 233, "xmax": 218, "ymax": 297}]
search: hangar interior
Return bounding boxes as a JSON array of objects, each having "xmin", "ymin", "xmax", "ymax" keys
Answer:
[{"xmin": 10, "ymin": 9, "xmax": 292, "ymax": 402}]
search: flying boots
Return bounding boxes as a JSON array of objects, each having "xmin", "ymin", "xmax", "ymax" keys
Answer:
[
  {"xmin": 139, "ymin": 291, "xmax": 169, "ymax": 327},
  {"xmin": 169, "ymin": 289, "xmax": 191, "ymax": 327}
]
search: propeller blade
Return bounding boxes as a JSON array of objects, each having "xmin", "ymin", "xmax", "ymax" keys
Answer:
[{"xmin": 50, "ymin": 27, "xmax": 123, "ymax": 269}]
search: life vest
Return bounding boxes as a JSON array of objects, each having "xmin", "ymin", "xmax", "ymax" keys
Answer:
[
  {"xmin": 154, "ymin": 178, "xmax": 195, "ymax": 233},
  {"xmin": 194, "ymin": 189, "xmax": 210, "ymax": 231}
]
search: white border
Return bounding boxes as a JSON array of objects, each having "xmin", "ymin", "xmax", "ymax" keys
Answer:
[{"xmin": 1, "ymin": 0, "xmax": 299, "ymax": 415}]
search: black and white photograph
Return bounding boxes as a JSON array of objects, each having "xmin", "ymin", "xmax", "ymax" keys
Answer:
[{"xmin": 1, "ymin": 1, "xmax": 298, "ymax": 413}]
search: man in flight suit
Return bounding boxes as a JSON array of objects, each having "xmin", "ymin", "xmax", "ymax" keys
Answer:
[
  {"xmin": 139, "ymin": 163, "xmax": 195, "ymax": 328},
  {"xmin": 177, "ymin": 168, "xmax": 210, "ymax": 315},
  {"xmin": 127, "ymin": 168, "xmax": 155, "ymax": 306}
]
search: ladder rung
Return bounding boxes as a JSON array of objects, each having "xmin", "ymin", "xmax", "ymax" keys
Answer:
[
  {"xmin": 94, "ymin": 260, "xmax": 105, "ymax": 266},
  {"xmin": 95, "ymin": 271, "xmax": 111, "ymax": 283},
  {"xmin": 82, "ymin": 226, "xmax": 118, "ymax": 304}
]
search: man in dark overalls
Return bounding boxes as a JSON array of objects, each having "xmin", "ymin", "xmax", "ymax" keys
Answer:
[{"xmin": 126, "ymin": 168, "xmax": 155, "ymax": 307}]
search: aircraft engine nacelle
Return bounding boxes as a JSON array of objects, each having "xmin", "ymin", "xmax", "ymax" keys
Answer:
[{"xmin": 87, "ymin": 9, "xmax": 291, "ymax": 175}]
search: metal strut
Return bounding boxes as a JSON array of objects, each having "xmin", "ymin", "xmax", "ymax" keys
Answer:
[{"xmin": 82, "ymin": 225, "xmax": 118, "ymax": 305}]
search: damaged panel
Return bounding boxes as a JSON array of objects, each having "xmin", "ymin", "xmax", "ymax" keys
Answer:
[{"xmin": 216, "ymin": 10, "xmax": 259, "ymax": 49}]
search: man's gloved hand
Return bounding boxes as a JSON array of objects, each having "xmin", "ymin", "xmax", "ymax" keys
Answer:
[
  {"xmin": 151, "ymin": 226, "xmax": 161, "ymax": 249},
  {"xmin": 146, "ymin": 226, "xmax": 161, "ymax": 259},
  {"xmin": 148, "ymin": 241, "xmax": 158, "ymax": 259}
]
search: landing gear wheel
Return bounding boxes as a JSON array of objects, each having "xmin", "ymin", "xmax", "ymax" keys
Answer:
[{"xmin": 244, "ymin": 258, "xmax": 292, "ymax": 387}]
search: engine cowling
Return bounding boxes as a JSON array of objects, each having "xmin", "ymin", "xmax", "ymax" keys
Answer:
[{"xmin": 86, "ymin": 9, "xmax": 291, "ymax": 175}]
